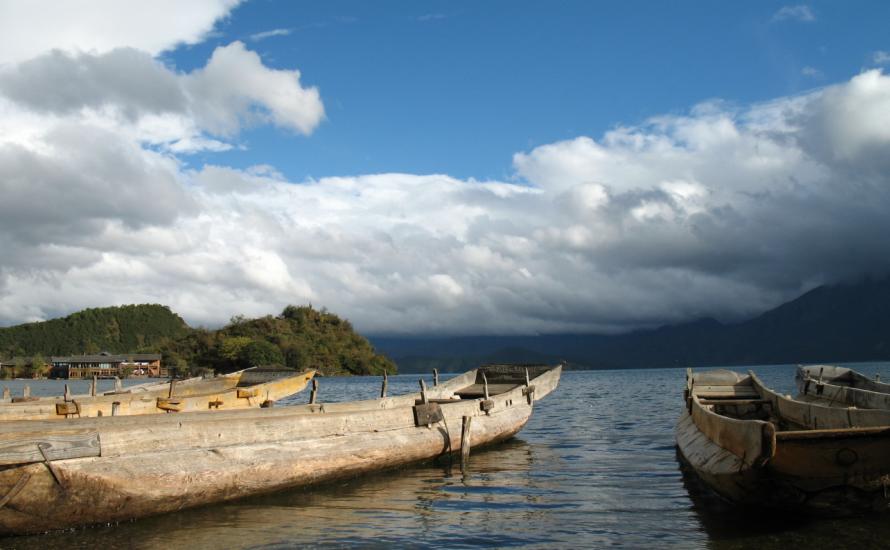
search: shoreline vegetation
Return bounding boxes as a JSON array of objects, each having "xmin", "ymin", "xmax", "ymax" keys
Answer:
[{"xmin": 0, "ymin": 304, "xmax": 395, "ymax": 377}]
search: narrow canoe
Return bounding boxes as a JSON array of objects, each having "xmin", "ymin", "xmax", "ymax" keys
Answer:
[
  {"xmin": 677, "ymin": 368, "xmax": 890, "ymax": 514},
  {"xmin": 0, "ymin": 363, "xmax": 561, "ymax": 535},
  {"xmin": 0, "ymin": 368, "xmax": 316, "ymax": 421},
  {"xmin": 0, "ymin": 375, "xmax": 205, "ymax": 403},
  {"xmin": 795, "ymin": 364, "xmax": 890, "ymax": 409}
]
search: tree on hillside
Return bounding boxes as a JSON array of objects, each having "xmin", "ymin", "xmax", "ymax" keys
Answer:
[
  {"xmin": 25, "ymin": 354, "xmax": 48, "ymax": 379},
  {"xmin": 13, "ymin": 357, "xmax": 25, "ymax": 378},
  {"xmin": 220, "ymin": 337, "xmax": 252, "ymax": 362},
  {"xmin": 241, "ymin": 340, "xmax": 285, "ymax": 367}
]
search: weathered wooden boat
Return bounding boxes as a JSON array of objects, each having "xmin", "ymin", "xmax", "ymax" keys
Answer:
[
  {"xmin": 0, "ymin": 368, "xmax": 316, "ymax": 421},
  {"xmin": 0, "ymin": 363, "xmax": 560, "ymax": 535},
  {"xmin": 796, "ymin": 364, "xmax": 890, "ymax": 409},
  {"xmin": 677, "ymin": 368, "xmax": 890, "ymax": 514},
  {"xmin": 0, "ymin": 375, "xmax": 206, "ymax": 405}
]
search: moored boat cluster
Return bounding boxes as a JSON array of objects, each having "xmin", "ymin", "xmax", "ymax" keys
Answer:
[
  {"xmin": 677, "ymin": 365, "xmax": 890, "ymax": 514},
  {"xmin": 0, "ymin": 363, "xmax": 561, "ymax": 535}
]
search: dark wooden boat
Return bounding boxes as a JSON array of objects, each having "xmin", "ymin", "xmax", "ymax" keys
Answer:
[
  {"xmin": 0, "ymin": 363, "xmax": 561, "ymax": 535},
  {"xmin": 796, "ymin": 364, "xmax": 890, "ymax": 409},
  {"xmin": 677, "ymin": 368, "xmax": 890, "ymax": 514}
]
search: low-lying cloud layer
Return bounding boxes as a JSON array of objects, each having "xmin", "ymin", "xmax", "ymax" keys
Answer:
[{"xmin": 2, "ymin": 4, "xmax": 890, "ymax": 335}]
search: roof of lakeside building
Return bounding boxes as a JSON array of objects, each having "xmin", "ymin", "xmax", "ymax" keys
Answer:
[{"xmin": 51, "ymin": 353, "xmax": 162, "ymax": 363}]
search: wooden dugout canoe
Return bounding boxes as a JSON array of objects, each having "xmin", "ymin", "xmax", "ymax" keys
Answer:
[
  {"xmin": 795, "ymin": 364, "xmax": 890, "ymax": 409},
  {"xmin": 677, "ymin": 368, "xmax": 890, "ymax": 514},
  {"xmin": 0, "ymin": 375, "xmax": 206, "ymax": 405},
  {"xmin": 0, "ymin": 363, "xmax": 560, "ymax": 535},
  {"xmin": 0, "ymin": 368, "xmax": 316, "ymax": 421}
]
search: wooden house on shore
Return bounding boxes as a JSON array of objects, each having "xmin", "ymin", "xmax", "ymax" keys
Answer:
[{"xmin": 50, "ymin": 352, "xmax": 165, "ymax": 379}]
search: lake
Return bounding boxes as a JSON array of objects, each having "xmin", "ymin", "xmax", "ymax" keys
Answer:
[{"xmin": 5, "ymin": 363, "xmax": 890, "ymax": 548}]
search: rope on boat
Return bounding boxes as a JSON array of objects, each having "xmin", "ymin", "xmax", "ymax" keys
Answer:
[
  {"xmin": 37, "ymin": 442, "xmax": 65, "ymax": 490},
  {"xmin": 440, "ymin": 414, "xmax": 454, "ymax": 469},
  {"xmin": 0, "ymin": 472, "xmax": 31, "ymax": 510}
]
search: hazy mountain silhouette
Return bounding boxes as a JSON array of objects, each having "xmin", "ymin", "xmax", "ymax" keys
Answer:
[{"xmin": 373, "ymin": 278, "xmax": 890, "ymax": 372}]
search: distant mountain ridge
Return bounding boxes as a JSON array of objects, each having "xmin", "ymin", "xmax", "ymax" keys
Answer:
[{"xmin": 371, "ymin": 278, "xmax": 890, "ymax": 372}]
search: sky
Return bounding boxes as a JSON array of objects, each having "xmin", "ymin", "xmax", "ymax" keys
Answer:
[{"xmin": 1, "ymin": 1, "xmax": 890, "ymax": 335}]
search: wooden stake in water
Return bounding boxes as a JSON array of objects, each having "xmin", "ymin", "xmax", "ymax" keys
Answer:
[
  {"xmin": 309, "ymin": 379, "xmax": 318, "ymax": 404},
  {"xmin": 90, "ymin": 375, "xmax": 97, "ymax": 397},
  {"xmin": 23, "ymin": 385, "xmax": 30, "ymax": 399},
  {"xmin": 380, "ymin": 370, "xmax": 388, "ymax": 398},
  {"xmin": 461, "ymin": 415, "xmax": 473, "ymax": 473},
  {"xmin": 114, "ymin": 376, "xmax": 122, "ymax": 393},
  {"xmin": 2, "ymin": 386, "xmax": 9, "ymax": 399},
  {"xmin": 64, "ymin": 384, "xmax": 71, "ymax": 402},
  {"xmin": 433, "ymin": 368, "xmax": 439, "ymax": 387}
]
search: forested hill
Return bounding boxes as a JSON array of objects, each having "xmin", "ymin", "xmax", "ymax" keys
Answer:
[
  {"xmin": 0, "ymin": 304, "xmax": 394, "ymax": 376},
  {"xmin": 0, "ymin": 304, "xmax": 188, "ymax": 357},
  {"xmin": 159, "ymin": 305, "xmax": 395, "ymax": 376}
]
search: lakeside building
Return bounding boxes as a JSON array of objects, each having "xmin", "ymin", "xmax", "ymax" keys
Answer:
[
  {"xmin": 50, "ymin": 352, "xmax": 165, "ymax": 379},
  {"xmin": 0, "ymin": 357, "xmax": 51, "ymax": 379}
]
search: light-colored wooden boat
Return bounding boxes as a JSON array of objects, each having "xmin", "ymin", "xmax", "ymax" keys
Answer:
[
  {"xmin": 677, "ymin": 368, "xmax": 890, "ymax": 514},
  {"xmin": 0, "ymin": 363, "xmax": 561, "ymax": 535},
  {"xmin": 795, "ymin": 364, "xmax": 890, "ymax": 409},
  {"xmin": 0, "ymin": 368, "xmax": 316, "ymax": 421},
  {"xmin": 0, "ymin": 376, "xmax": 206, "ymax": 405}
]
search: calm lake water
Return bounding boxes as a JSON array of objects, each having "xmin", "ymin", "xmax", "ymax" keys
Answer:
[{"xmin": 5, "ymin": 363, "xmax": 890, "ymax": 549}]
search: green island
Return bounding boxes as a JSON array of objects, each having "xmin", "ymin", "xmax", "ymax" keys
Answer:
[{"xmin": 0, "ymin": 304, "xmax": 395, "ymax": 377}]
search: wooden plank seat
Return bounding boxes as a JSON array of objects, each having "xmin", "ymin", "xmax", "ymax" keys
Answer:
[
  {"xmin": 692, "ymin": 384, "xmax": 760, "ymax": 399},
  {"xmin": 454, "ymin": 383, "xmax": 520, "ymax": 398},
  {"xmin": 699, "ymin": 398, "xmax": 771, "ymax": 406}
]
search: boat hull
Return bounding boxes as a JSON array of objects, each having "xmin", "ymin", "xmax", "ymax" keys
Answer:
[
  {"xmin": 677, "ymin": 410, "xmax": 890, "ymax": 514},
  {"xmin": 0, "ymin": 366, "xmax": 561, "ymax": 534}
]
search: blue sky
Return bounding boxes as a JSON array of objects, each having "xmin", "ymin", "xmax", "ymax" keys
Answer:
[
  {"xmin": 2, "ymin": 1, "xmax": 890, "ymax": 334},
  {"xmin": 171, "ymin": 1, "xmax": 890, "ymax": 182}
]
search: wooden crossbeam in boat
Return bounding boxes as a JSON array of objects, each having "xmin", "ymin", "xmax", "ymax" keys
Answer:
[
  {"xmin": 455, "ymin": 384, "xmax": 520, "ymax": 398},
  {"xmin": 693, "ymin": 384, "xmax": 760, "ymax": 399},
  {"xmin": 699, "ymin": 398, "xmax": 770, "ymax": 406}
]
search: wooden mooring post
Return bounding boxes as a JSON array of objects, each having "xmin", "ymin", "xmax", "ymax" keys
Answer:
[
  {"xmin": 380, "ymin": 370, "xmax": 388, "ymax": 398},
  {"xmin": 433, "ymin": 369, "xmax": 439, "ymax": 387},
  {"xmin": 111, "ymin": 401, "xmax": 120, "ymax": 416},
  {"xmin": 2, "ymin": 387, "xmax": 8, "ymax": 399},
  {"xmin": 90, "ymin": 375, "xmax": 97, "ymax": 397},
  {"xmin": 114, "ymin": 377, "xmax": 122, "ymax": 393},
  {"xmin": 309, "ymin": 379, "xmax": 318, "ymax": 404},
  {"xmin": 460, "ymin": 415, "xmax": 472, "ymax": 473},
  {"xmin": 64, "ymin": 384, "xmax": 71, "ymax": 402},
  {"xmin": 482, "ymin": 372, "xmax": 489, "ymax": 401},
  {"xmin": 23, "ymin": 385, "xmax": 30, "ymax": 399}
]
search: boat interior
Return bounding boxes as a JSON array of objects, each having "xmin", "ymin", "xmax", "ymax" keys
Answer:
[
  {"xmin": 797, "ymin": 365, "xmax": 890, "ymax": 394},
  {"xmin": 453, "ymin": 364, "xmax": 551, "ymax": 399},
  {"xmin": 688, "ymin": 369, "xmax": 890, "ymax": 433}
]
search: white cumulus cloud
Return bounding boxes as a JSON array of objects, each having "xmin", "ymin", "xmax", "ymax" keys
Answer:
[
  {"xmin": 0, "ymin": 0, "xmax": 242, "ymax": 65},
  {"xmin": 2, "ymin": 5, "xmax": 890, "ymax": 336}
]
